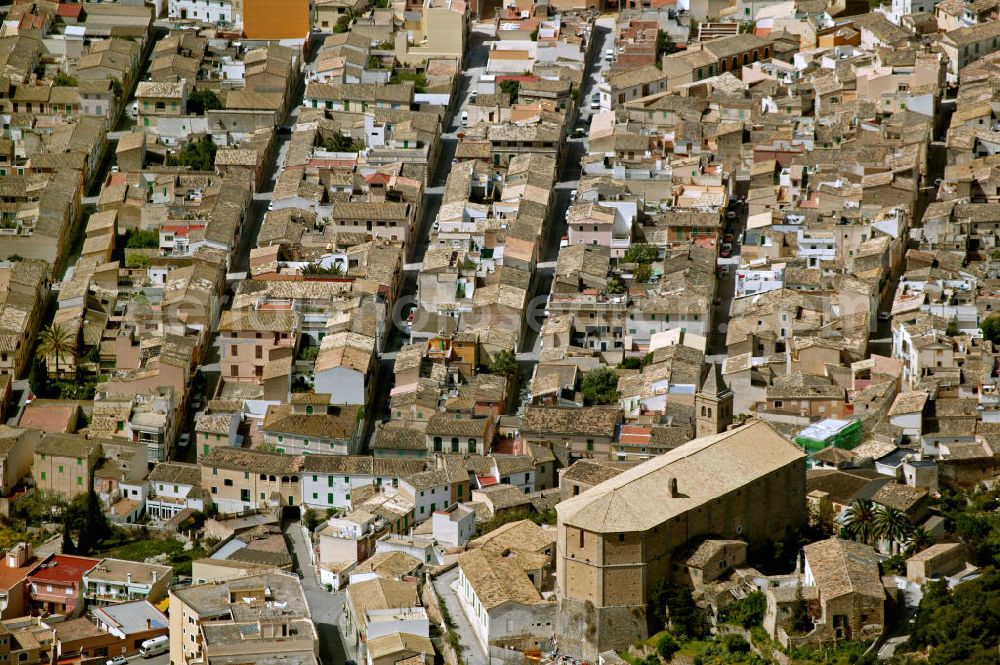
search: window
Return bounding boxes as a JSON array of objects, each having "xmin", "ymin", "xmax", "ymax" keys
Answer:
[
  {"xmin": 586, "ymin": 439, "xmax": 594, "ymax": 452},
  {"xmin": 77, "ymin": 477, "xmax": 82, "ymax": 486},
  {"xmin": 58, "ymin": 466, "xmax": 63, "ymax": 473},
  {"xmin": 451, "ymin": 437, "xmax": 460, "ymax": 453},
  {"xmin": 40, "ymin": 472, "xmax": 45, "ymax": 481},
  {"xmin": 306, "ymin": 405, "xmax": 314, "ymax": 415},
  {"xmin": 619, "ymin": 533, "xmax": 625, "ymax": 543},
  {"xmin": 224, "ymin": 479, "xmax": 233, "ymax": 487},
  {"xmin": 241, "ymin": 489, "xmax": 250, "ymax": 502},
  {"xmin": 468, "ymin": 438, "xmax": 477, "ymax": 453},
  {"xmin": 433, "ymin": 437, "xmax": 442, "ymax": 452}
]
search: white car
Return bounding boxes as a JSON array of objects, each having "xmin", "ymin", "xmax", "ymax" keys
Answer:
[
  {"xmin": 604, "ymin": 49, "xmax": 614, "ymax": 61},
  {"xmin": 178, "ymin": 433, "xmax": 191, "ymax": 447}
]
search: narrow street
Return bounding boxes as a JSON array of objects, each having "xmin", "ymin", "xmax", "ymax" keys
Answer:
[
  {"xmin": 518, "ymin": 17, "xmax": 614, "ymax": 382},
  {"xmin": 285, "ymin": 519, "xmax": 350, "ymax": 665},
  {"xmin": 433, "ymin": 567, "xmax": 487, "ymax": 665}
]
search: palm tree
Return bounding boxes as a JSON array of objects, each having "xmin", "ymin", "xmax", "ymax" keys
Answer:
[
  {"xmin": 843, "ymin": 499, "xmax": 878, "ymax": 545},
  {"xmin": 875, "ymin": 505, "xmax": 913, "ymax": 555},
  {"xmin": 904, "ymin": 526, "xmax": 932, "ymax": 556},
  {"xmin": 36, "ymin": 323, "xmax": 76, "ymax": 377}
]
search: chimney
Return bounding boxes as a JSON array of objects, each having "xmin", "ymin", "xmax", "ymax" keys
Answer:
[
  {"xmin": 146, "ymin": 618, "xmax": 152, "ymax": 630},
  {"xmin": 127, "ymin": 572, "xmax": 132, "ymax": 585},
  {"xmin": 152, "ymin": 571, "xmax": 158, "ymax": 583},
  {"xmin": 667, "ymin": 476, "xmax": 678, "ymax": 498}
]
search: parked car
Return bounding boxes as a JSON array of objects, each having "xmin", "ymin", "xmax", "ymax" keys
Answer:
[
  {"xmin": 108, "ymin": 657, "xmax": 128, "ymax": 665},
  {"xmin": 461, "ymin": 110, "xmax": 469, "ymax": 126},
  {"xmin": 178, "ymin": 433, "xmax": 191, "ymax": 447},
  {"xmin": 720, "ymin": 243, "xmax": 733, "ymax": 258},
  {"xmin": 604, "ymin": 48, "xmax": 614, "ymax": 61},
  {"xmin": 590, "ymin": 94, "xmax": 600, "ymax": 110},
  {"xmin": 878, "ymin": 311, "xmax": 892, "ymax": 321}
]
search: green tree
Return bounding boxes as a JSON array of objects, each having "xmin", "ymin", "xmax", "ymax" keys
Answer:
[
  {"xmin": 907, "ymin": 568, "xmax": 1000, "ymax": 663},
  {"xmin": 488, "ymin": 349, "xmax": 519, "ymax": 378},
  {"xmin": 656, "ymin": 30, "xmax": 677, "ymax": 59},
  {"xmin": 875, "ymin": 505, "xmax": 913, "ymax": 555},
  {"xmin": 634, "ymin": 263, "xmax": 653, "ymax": 283},
  {"xmin": 322, "ymin": 133, "xmax": 362, "ymax": 152},
  {"xmin": 843, "ymin": 498, "xmax": 878, "ymax": 545},
  {"xmin": 37, "ymin": 323, "xmax": 76, "ymax": 377},
  {"xmin": 52, "ymin": 72, "xmax": 78, "ymax": 87},
  {"xmin": 649, "ymin": 580, "xmax": 709, "ymax": 637},
  {"xmin": 581, "ymin": 367, "xmax": 620, "ymax": 405},
  {"xmin": 790, "ymin": 581, "xmax": 813, "ymax": 634},
  {"xmin": 187, "ymin": 88, "xmax": 221, "ymax": 115},
  {"xmin": 304, "ymin": 508, "xmax": 322, "ymax": 531},
  {"xmin": 657, "ymin": 633, "xmax": 679, "ymax": 662},
  {"xmin": 905, "ymin": 525, "xmax": 932, "ymax": 556},
  {"xmin": 169, "ymin": 136, "xmax": 218, "ymax": 171},
  {"xmin": 28, "ymin": 357, "xmax": 49, "ymax": 398},
  {"xmin": 80, "ymin": 488, "xmax": 111, "ymax": 553},
  {"xmin": 721, "ymin": 634, "xmax": 750, "ymax": 655},
  {"xmin": 946, "ymin": 316, "xmax": 960, "ymax": 337},
  {"xmin": 719, "ymin": 590, "xmax": 766, "ymax": 628},
  {"xmin": 110, "ymin": 78, "xmax": 123, "ymax": 100},
  {"xmin": 61, "ymin": 520, "xmax": 76, "ymax": 554},
  {"xmin": 333, "ymin": 13, "xmax": 352, "ymax": 33},
  {"xmin": 125, "ymin": 228, "xmax": 160, "ymax": 248},
  {"xmin": 622, "ymin": 243, "xmax": 658, "ymax": 264},
  {"xmin": 499, "ymin": 79, "xmax": 520, "ymax": 102},
  {"xmin": 389, "ymin": 70, "xmax": 429, "ymax": 93},
  {"xmin": 6, "ymin": 254, "xmax": 22, "ymax": 262},
  {"xmin": 981, "ymin": 315, "xmax": 1000, "ymax": 345},
  {"xmin": 605, "ymin": 276, "xmax": 626, "ymax": 294}
]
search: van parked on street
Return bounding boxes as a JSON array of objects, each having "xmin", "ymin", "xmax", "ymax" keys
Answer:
[{"xmin": 140, "ymin": 636, "xmax": 169, "ymax": 658}]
